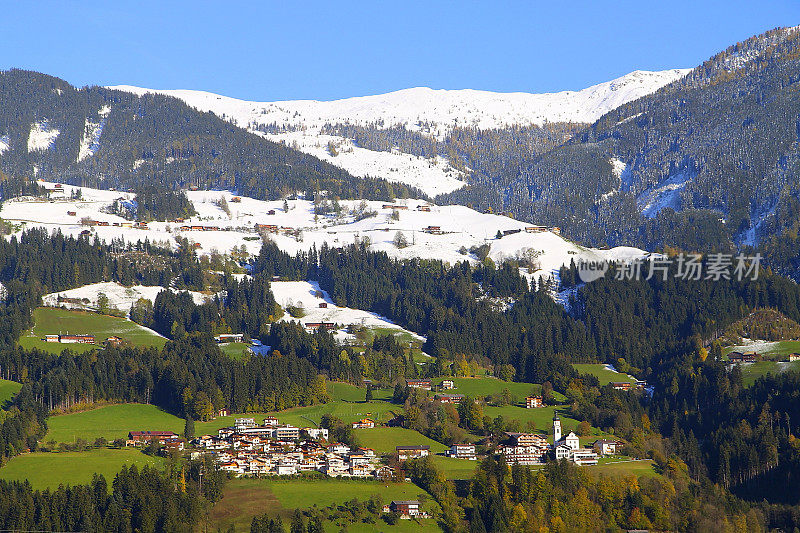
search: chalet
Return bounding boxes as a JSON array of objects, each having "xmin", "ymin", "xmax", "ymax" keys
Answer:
[
  {"xmin": 447, "ymin": 444, "xmax": 476, "ymax": 460},
  {"xmin": 255, "ymin": 223, "xmax": 278, "ymax": 232},
  {"xmin": 374, "ymin": 465, "xmax": 394, "ymax": 481},
  {"xmin": 127, "ymin": 431, "xmax": 179, "ymax": 446},
  {"xmin": 79, "ymin": 230, "xmax": 91, "ymax": 236},
  {"xmin": 44, "ymin": 334, "xmax": 60, "ymax": 343},
  {"xmin": 215, "ymin": 333, "xmax": 245, "ymax": 343},
  {"xmin": 423, "ymin": 226, "xmax": 443, "ymax": 235},
  {"xmin": 743, "ymin": 353, "xmax": 758, "ymax": 363},
  {"xmin": 191, "ymin": 225, "xmax": 205, "ymax": 231},
  {"xmin": 549, "ymin": 227, "xmax": 561, "ymax": 235},
  {"xmin": 318, "ymin": 302, "xmax": 328, "ymax": 308},
  {"xmin": 790, "ymin": 353, "xmax": 800, "ymax": 362},
  {"xmin": 267, "ymin": 210, "xmax": 276, "ymax": 215},
  {"xmin": 174, "ymin": 218, "xmax": 185, "ymax": 223},
  {"xmin": 231, "ymin": 197, "xmax": 241, "ymax": 203},
  {"xmin": 67, "ymin": 211, "xmax": 77, "ymax": 216},
  {"xmin": 728, "ymin": 351, "xmax": 744, "ymax": 363},
  {"xmin": 417, "ymin": 205, "xmax": 431, "ymax": 212},
  {"xmin": 193, "ymin": 243, "xmax": 202, "ymax": 249},
  {"xmin": 203, "ymin": 226, "xmax": 219, "ymax": 231},
  {"xmin": 389, "ymin": 500, "xmax": 421, "ymax": 517},
  {"xmin": 217, "ymin": 408, "xmax": 230, "ymax": 417},
  {"xmin": 525, "ymin": 226, "xmax": 546, "ymax": 233},
  {"xmin": 433, "ymin": 393, "xmax": 464, "ymax": 404},
  {"xmin": 526, "ymin": 396, "xmax": 543, "ymax": 408},
  {"xmin": 113, "ymin": 222, "xmax": 120, "ymax": 227},
  {"xmin": 610, "ymin": 382, "xmax": 632, "ymax": 391},
  {"xmin": 105, "ymin": 336, "xmax": 123, "ymax": 347},
  {"xmin": 304, "ymin": 322, "xmax": 336, "ymax": 331},
  {"xmin": 352, "ymin": 418, "xmax": 376, "ymax": 429},
  {"xmin": 502, "ymin": 229, "xmax": 521, "ymax": 236},
  {"xmin": 97, "ymin": 221, "xmax": 110, "ymax": 227},
  {"xmin": 396, "ymin": 445, "xmax": 430, "ymax": 461},
  {"xmin": 406, "ymin": 379, "xmax": 432, "ymax": 391},
  {"xmin": 592, "ymin": 439, "xmax": 622, "ymax": 457},
  {"xmin": 58, "ymin": 334, "xmax": 95, "ymax": 344},
  {"xmin": 441, "ymin": 379, "xmax": 455, "ymax": 390},
  {"xmin": 382, "ymin": 204, "xmax": 394, "ymax": 209},
  {"xmin": 179, "ymin": 226, "xmax": 192, "ymax": 231}
]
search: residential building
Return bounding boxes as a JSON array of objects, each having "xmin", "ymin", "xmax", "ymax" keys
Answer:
[
  {"xmin": 448, "ymin": 444, "xmax": 477, "ymax": 460},
  {"xmin": 433, "ymin": 393, "xmax": 464, "ymax": 404},
  {"xmin": 352, "ymin": 418, "xmax": 376, "ymax": 429},
  {"xmin": 441, "ymin": 380, "xmax": 455, "ymax": 390},
  {"xmin": 396, "ymin": 445, "xmax": 430, "ymax": 460},
  {"xmin": 406, "ymin": 379, "xmax": 432, "ymax": 391},
  {"xmin": 592, "ymin": 439, "xmax": 622, "ymax": 457},
  {"xmin": 526, "ymin": 396, "xmax": 543, "ymax": 408},
  {"xmin": 390, "ymin": 500, "xmax": 421, "ymax": 517}
]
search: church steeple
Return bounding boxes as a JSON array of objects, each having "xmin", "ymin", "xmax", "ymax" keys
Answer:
[{"xmin": 553, "ymin": 410, "xmax": 562, "ymax": 443}]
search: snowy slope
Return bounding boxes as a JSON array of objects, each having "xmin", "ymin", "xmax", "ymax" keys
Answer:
[
  {"xmin": 77, "ymin": 105, "xmax": 111, "ymax": 162},
  {"xmin": 108, "ymin": 69, "xmax": 688, "ymax": 197},
  {"xmin": 42, "ymin": 281, "xmax": 213, "ymax": 315},
  {"xmin": 270, "ymin": 281, "xmax": 424, "ymax": 342},
  {"xmin": 27, "ymin": 121, "xmax": 59, "ymax": 152},
  {"xmin": 2, "ymin": 183, "xmax": 651, "ymax": 286},
  {"xmin": 109, "ymin": 69, "xmax": 689, "ymax": 134}
]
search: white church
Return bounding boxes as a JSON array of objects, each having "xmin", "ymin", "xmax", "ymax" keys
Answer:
[{"xmin": 551, "ymin": 411, "xmax": 598, "ymax": 466}]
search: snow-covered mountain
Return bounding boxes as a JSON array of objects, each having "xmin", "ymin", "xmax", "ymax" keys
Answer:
[{"xmin": 109, "ymin": 69, "xmax": 689, "ymax": 197}]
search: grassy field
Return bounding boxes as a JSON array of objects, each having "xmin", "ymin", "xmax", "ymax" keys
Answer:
[
  {"xmin": 722, "ymin": 340, "xmax": 800, "ymax": 360},
  {"xmin": 737, "ymin": 360, "xmax": 800, "ymax": 387},
  {"xmin": 196, "ymin": 400, "xmax": 402, "ymax": 435},
  {"xmin": 572, "ymin": 364, "xmax": 637, "ymax": 385},
  {"xmin": 44, "ymin": 403, "xmax": 185, "ymax": 444},
  {"xmin": 219, "ymin": 342, "xmax": 251, "ymax": 359},
  {"xmin": 208, "ymin": 477, "xmax": 440, "ymax": 532},
  {"xmin": 430, "ymin": 455, "xmax": 478, "ymax": 480},
  {"xmin": 353, "ymin": 427, "xmax": 449, "ymax": 454},
  {"xmin": 0, "ymin": 448, "xmax": 165, "ymax": 490},
  {"xmin": 0, "ymin": 380, "xmax": 21, "ymax": 408},
  {"xmin": 19, "ymin": 307, "xmax": 167, "ymax": 354},
  {"xmin": 591, "ymin": 459, "xmax": 660, "ymax": 478},
  {"xmin": 430, "ymin": 376, "xmax": 538, "ymax": 399},
  {"xmin": 329, "ymin": 381, "xmax": 393, "ymax": 402}
]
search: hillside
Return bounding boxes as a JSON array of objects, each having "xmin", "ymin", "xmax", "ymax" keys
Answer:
[
  {"xmin": 0, "ymin": 181, "xmax": 649, "ymax": 282},
  {"xmin": 443, "ymin": 26, "xmax": 800, "ymax": 266},
  {"xmin": 110, "ymin": 69, "xmax": 688, "ymax": 197},
  {"xmin": 0, "ymin": 69, "xmax": 420, "ymax": 202}
]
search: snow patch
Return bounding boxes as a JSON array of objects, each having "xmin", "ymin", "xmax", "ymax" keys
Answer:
[
  {"xmin": 0, "ymin": 135, "xmax": 9, "ymax": 156},
  {"xmin": 637, "ymin": 171, "xmax": 696, "ymax": 218},
  {"xmin": 77, "ymin": 105, "xmax": 111, "ymax": 162},
  {"xmin": 27, "ymin": 121, "xmax": 59, "ymax": 152}
]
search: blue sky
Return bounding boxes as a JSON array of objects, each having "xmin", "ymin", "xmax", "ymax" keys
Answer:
[{"xmin": 2, "ymin": 1, "xmax": 798, "ymax": 101}]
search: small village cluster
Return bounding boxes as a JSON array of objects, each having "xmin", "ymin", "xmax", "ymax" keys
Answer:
[
  {"xmin": 190, "ymin": 417, "xmax": 392, "ymax": 478},
  {"xmin": 498, "ymin": 413, "xmax": 620, "ymax": 467}
]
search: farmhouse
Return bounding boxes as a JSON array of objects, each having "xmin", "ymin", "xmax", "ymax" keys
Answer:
[
  {"xmin": 389, "ymin": 500, "xmax": 422, "ymax": 518},
  {"xmin": 215, "ymin": 333, "xmax": 245, "ymax": 343},
  {"xmin": 525, "ymin": 226, "xmax": 546, "ymax": 233},
  {"xmin": 417, "ymin": 205, "xmax": 431, "ymax": 212},
  {"xmin": 790, "ymin": 353, "xmax": 800, "ymax": 362},
  {"xmin": 318, "ymin": 302, "xmax": 328, "ymax": 308},
  {"xmin": 67, "ymin": 211, "xmax": 76, "ymax": 216},
  {"xmin": 610, "ymin": 382, "xmax": 632, "ymax": 391},
  {"xmin": 526, "ymin": 396, "xmax": 543, "ymax": 408},
  {"xmin": 433, "ymin": 393, "xmax": 464, "ymax": 404},
  {"xmin": 440, "ymin": 379, "xmax": 455, "ymax": 390},
  {"xmin": 105, "ymin": 336, "xmax": 123, "ymax": 346},
  {"xmin": 127, "ymin": 431, "xmax": 180, "ymax": 446},
  {"xmin": 423, "ymin": 226, "xmax": 443, "ymax": 235},
  {"xmin": 396, "ymin": 445, "xmax": 430, "ymax": 461},
  {"xmin": 49, "ymin": 334, "xmax": 95, "ymax": 344},
  {"xmin": 592, "ymin": 439, "xmax": 623, "ymax": 457},
  {"xmin": 406, "ymin": 379, "xmax": 432, "ymax": 391},
  {"xmin": 352, "ymin": 418, "xmax": 375, "ymax": 429},
  {"xmin": 448, "ymin": 443, "xmax": 477, "ymax": 460}
]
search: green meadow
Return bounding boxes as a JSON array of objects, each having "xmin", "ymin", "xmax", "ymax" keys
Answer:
[
  {"xmin": 353, "ymin": 427, "xmax": 449, "ymax": 454},
  {"xmin": 0, "ymin": 448, "xmax": 165, "ymax": 490},
  {"xmin": 44, "ymin": 403, "xmax": 184, "ymax": 444},
  {"xmin": 0, "ymin": 380, "xmax": 22, "ymax": 408},
  {"xmin": 208, "ymin": 477, "xmax": 440, "ymax": 532},
  {"xmin": 19, "ymin": 307, "xmax": 167, "ymax": 354},
  {"xmin": 722, "ymin": 340, "xmax": 800, "ymax": 360},
  {"xmin": 572, "ymin": 363, "xmax": 637, "ymax": 385}
]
